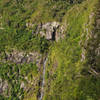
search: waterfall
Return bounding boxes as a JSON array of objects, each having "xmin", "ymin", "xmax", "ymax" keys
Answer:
[{"xmin": 39, "ymin": 56, "xmax": 48, "ymax": 100}]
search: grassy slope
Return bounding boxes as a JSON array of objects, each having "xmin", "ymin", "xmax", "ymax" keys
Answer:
[
  {"xmin": 0, "ymin": 0, "xmax": 70, "ymax": 53},
  {"xmin": 0, "ymin": 0, "xmax": 100, "ymax": 100},
  {"xmin": 44, "ymin": 0, "xmax": 100, "ymax": 100},
  {"xmin": 0, "ymin": 0, "xmax": 72, "ymax": 100}
]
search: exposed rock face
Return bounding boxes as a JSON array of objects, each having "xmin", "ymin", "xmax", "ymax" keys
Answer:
[
  {"xmin": 0, "ymin": 50, "xmax": 42, "ymax": 66},
  {"xmin": 27, "ymin": 22, "xmax": 65, "ymax": 41},
  {"xmin": 95, "ymin": 43, "xmax": 100, "ymax": 56},
  {"xmin": 0, "ymin": 15, "xmax": 4, "ymax": 30},
  {"xmin": 40, "ymin": 22, "xmax": 60, "ymax": 40},
  {"xmin": 0, "ymin": 79, "xmax": 9, "ymax": 96},
  {"xmin": 0, "ymin": 78, "xmax": 3, "ymax": 94},
  {"xmin": 20, "ymin": 82, "xmax": 25, "ymax": 89},
  {"xmin": 0, "ymin": 50, "xmax": 41, "ymax": 98}
]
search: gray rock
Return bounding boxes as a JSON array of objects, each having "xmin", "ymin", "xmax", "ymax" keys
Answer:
[
  {"xmin": 26, "ymin": 21, "xmax": 65, "ymax": 41},
  {"xmin": 20, "ymin": 82, "xmax": 25, "ymax": 89},
  {"xmin": 40, "ymin": 22, "xmax": 60, "ymax": 41},
  {"xmin": 1, "ymin": 50, "xmax": 42, "ymax": 67},
  {"xmin": 2, "ymin": 81, "xmax": 8, "ymax": 92},
  {"xmin": 0, "ymin": 78, "xmax": 3, "ymax": 94},
  {"xmin": 0, "ymin": 79, "xmax": 8, "ymax": 94}
]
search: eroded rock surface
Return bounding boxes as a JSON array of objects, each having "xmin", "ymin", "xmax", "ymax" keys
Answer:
[
  {"xmin": 0, "ymin": 79, "xmax": 9, "ymax": 96},
  {"xmin": 26, "ymin": 22, "xmax": 65, "ymax": 41},
  {"xmin": 0, "ymin": 50, "xmax": 42, "ymax": 66}
]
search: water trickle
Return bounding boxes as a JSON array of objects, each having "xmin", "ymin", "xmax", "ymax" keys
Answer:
[{"xmin": 39, "ymin": 56, "xmax": 48, "ymax": 100}]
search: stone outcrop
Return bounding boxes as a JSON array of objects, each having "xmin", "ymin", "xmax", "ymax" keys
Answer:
[
  {"xmin": 26, "ymin": 22, "xmax": 65, "ymax": 42},
  {"xmin": 0, "ymin": 50, "xmax": 42, "ymax": 66},
  {"xmin": 0, "ymin": 15, "xmax": 4, "ymax": 30},
  {"xmin": 0, "ymin": 78, "xmax": 9, "ymax": 96}
]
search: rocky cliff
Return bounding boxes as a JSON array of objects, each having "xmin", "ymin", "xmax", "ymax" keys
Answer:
[
  {"xmin": 0, "ymin": 0, "xmax": 100, "ymax": 100},
  {"xmin": 26, "ymin": 22, "xmax": 65, "ymax": 42}
]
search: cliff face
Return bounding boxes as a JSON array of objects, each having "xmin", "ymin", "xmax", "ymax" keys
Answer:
[
  {"xmin": 0, "ymin": 50, "xmax": 41, "ymax": 65},
  {"xmin": 0, "ymin": 0, "xmax": 100, "ymax": 100},
  {"xmin": 26, "ymin": 21, "xmax": 65, "ymax": 41}
]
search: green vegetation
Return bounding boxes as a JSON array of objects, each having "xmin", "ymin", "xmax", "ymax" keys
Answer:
[
  {"xmin": 0, "ymin": 0, "xmax": 100, "ymax": 100},
  {"xmin": 0, "ymin": 62, "xmax": 38, "ymax": 100},
  {"xmin": 44, "ymin": 0, "xmax": 100, "ymax": 100},
  {"xmin": 0, "ymin": 28, "xmax": 50, "ymax": 53},
  {"xmin": 0, "ymin": 0, "xmax": 51, "ymax": 53},
  {"xmin": 0, "ymin": 0, "xmax": 85, "ymax": 53}
]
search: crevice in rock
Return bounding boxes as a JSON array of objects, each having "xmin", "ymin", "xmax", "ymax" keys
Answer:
[{"xmin": 52, "ymin": 28, "xmax": 56, "ymax": 41}]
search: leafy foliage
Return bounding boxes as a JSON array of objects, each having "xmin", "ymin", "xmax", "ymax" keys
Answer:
[
  {"xmin": 0, "ymin": 0, "xmax": 100, "ymax": 100},
  {"xmin": 0, "ymin": 62, "xmax": 38, "ymax": 100},
  {"xmin": 44, "ymin": 0, "xmax": 100, "ymax": 100}
]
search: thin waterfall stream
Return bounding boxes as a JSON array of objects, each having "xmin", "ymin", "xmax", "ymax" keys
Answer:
[{"xmin": 39, "ymin": 56, "xmax": 48, "ymax": 100}]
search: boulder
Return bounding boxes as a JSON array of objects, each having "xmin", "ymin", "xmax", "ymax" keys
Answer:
[
  {"xmin": 39, "ymin": 22, "xmax": 65, "ymax": 41},
  {"xmin": 26, "ymin": 21, "xmax": 65, "ymax": 41}
]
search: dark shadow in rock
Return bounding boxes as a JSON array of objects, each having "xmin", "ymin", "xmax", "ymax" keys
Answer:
[{"xmin": 52, "ymin": 28, "xmax": 56, "ymax": 41}]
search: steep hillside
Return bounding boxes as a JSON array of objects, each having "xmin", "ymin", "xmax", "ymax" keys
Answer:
[
  {"xmin": 44, "ymin": 0, "xmax": 100, "ymax": 100},
  {"xmin": 0, "ymin": 0, "xmax": 100, "ymax": 100}
]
